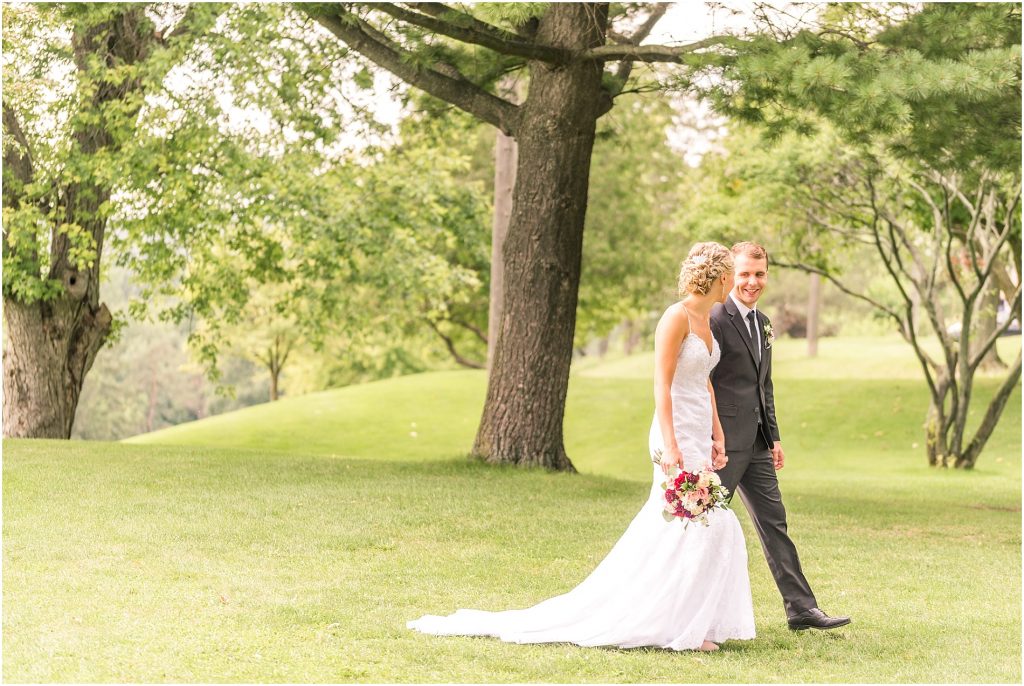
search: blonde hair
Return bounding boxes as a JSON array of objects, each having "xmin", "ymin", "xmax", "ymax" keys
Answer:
[
  {"xmin": 678, "ymin": 242, "xmax": 734, "ymax": 296},
  {"xmin": 731, "ymin": 241, "xmax": 769, "ymax": 264}
]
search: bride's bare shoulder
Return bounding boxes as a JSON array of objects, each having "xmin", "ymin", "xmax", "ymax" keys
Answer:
[{"xmin": 656, "ymin": 302, "xmax": 689, "ymax": 337}]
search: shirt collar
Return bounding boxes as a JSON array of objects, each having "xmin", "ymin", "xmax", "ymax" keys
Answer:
[{"xmin": 729, "ymin": 292, "xmax": 757, "ymax": 321}]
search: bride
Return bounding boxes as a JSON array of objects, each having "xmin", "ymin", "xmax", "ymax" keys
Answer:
[{"xmin": 408, "ymin": 242, "xmax": 755, "ymax": 652}]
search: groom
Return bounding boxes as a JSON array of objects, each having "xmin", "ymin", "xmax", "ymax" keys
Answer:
[{"xmin": 710, "ymin": 241, "xmax": 851, "ymax": 632}]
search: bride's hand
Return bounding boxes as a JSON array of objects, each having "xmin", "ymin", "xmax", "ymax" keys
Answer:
[
  {"xmin": 712, "ymin": 449, "xmax": 729, "ymax": 471},
  {"xmin": 659, "ymin": 446, "xmax": 683, "ymax": 475},
  {"xmin": 711, "ymin": 439, "xmax": 728, "ymax": 470}
]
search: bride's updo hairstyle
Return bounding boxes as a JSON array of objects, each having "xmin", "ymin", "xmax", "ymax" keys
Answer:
[{"xmin": 677, "ymin": 242, "xmax": 734, "ymax": 297}]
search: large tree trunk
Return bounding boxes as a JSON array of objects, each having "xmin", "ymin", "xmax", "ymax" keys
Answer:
[
  {"xmin": 472, "ymin": 4, "xmax": 609, "ymax": 470},
  {"xmin": 3, "ymin": 297, "xmax": 111, "ymax": 438}
]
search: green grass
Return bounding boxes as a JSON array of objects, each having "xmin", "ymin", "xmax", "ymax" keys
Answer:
[{"xmin": 4, "ymin": 335, "xmax": 1022, "ymax": 682}]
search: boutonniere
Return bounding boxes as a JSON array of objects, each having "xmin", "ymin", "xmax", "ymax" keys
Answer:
[{"xmin": 763, "ymin": 321, "xmax": 775, "ymax": 349}]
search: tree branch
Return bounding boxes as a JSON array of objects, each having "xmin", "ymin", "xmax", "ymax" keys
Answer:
[
  {"xmin": 426, "ymin": 319, "xmax": 484, "ymax": 369},
  {"xmin": 775, "ymin": 261, "xmax": 902, "ymax": 323},
  {"xmin": 582, "ymin": 35, "xmax": 743, "ymax": 63},
  {"xmin": 2, "ymin": 104, "xmax": 34, "ymax": 193},
  {"xmin": 372, "ymin": 3, "xmax": 569, "ymax": 62},
  {"xmin": 612, "ymin": 3, "xmax": 670, "ymax": 86},
  {"xmin": 158, "ymin": 3, "xmax": 226, "ymax": 45},
  {"xmin": 969, "ymin": 284, "xmax": 1022, "ymax": 372},
  {"xmin": 2, "ymin": 104, "xmax": 40, "ymax": 266},
  {"xmin": 308, "ymin": 5, "xmax": 520, "ymax": 135},
  {"xmin": 961, "ymin": 347, "xmax": 1022, "ymax": 466},
  {"xmin": 450, "ymin": 315, "xmax": 488, "ymax": 344},
  {"xmin": 406, "ymin": 3, "xmax": 527, "ymax": 41}
]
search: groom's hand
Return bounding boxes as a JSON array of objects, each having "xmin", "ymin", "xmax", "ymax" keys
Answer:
[{"xmin": 772, "ymin": 441, "xmax": 785, "ymax": 470}]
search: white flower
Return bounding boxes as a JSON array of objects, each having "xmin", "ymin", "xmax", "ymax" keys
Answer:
[{"xmin": 690, "ymin": 256, "xmax": 708, "ymax": 265}]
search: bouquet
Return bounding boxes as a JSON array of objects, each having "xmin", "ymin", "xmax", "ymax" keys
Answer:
[{"xmin": 660, "ymin": 467, "xmax": 730, "ymax": 526}]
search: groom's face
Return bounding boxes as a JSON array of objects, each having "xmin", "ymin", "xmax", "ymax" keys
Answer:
[{"xmin": 732, "ymin": 253, "xmax": 768, "ymax": 308}]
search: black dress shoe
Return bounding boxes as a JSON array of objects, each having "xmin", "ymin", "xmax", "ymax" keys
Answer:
[{"xmin": 788, "ymin": 608, "xmax": 852, "ymax": 631}]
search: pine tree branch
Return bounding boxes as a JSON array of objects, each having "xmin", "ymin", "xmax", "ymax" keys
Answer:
[
  {"xmin": 582, "ymin": 35, "xmax": 743, "ymax": 63},
  {"xmin": 308, "ymin": 5, "xmax": 520, "ymax": 135},
  {"xmin": 612, "ymin": 3, "xmax": 670, "ymax": 88},
  {"xmin": 371, "ymin": 3, "xmax": 570, "ymax": 62},
  {"xmin": 406, "ymin": 3, "xmax": 527, "ymax": 41}
]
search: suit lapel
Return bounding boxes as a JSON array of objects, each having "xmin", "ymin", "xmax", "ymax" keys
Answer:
[
  {"xmin": 725, "ymin": 297, "xmax": 759, "ymax": 370},
  {"xmin": 757, "ymin": 311, "xmax": 770, "ymax": 383}
]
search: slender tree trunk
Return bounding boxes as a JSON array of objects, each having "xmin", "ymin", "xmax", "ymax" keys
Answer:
[
  {"xmin": 270, "ymin": 367, "xmax": 280, "ymax": 401},
  {"xmin": 146, "ymin": 357, "xmax": 159, "ymax": 433},
  {"xmin": 806, "ymin": 272, "xmax": 821, "ymax": 358},
  {"xmin": 624, "ymin": 318, "xmax": 642, "ymax": 355},
  {"xmin": 192, "ymin": 374, "xmax": 208, "ymax": 420},
  {"xmin": 956, "ymin": 349, "xmax": 1022, "ymax": 468},
  {"xmin": 973, "ymin": 277, "xmax": 1005, "ymax": 371},
  {"xmin": 473, "ymin": 4, "xmax": 609, "ymax": 470},
  {"xmin": 924, "ymin": 401, "xmax": 951, "ymax": 467}
]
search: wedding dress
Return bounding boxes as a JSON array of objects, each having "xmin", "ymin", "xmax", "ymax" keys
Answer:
[{"xmin": 408, "ymin": 333, "xmax": 755, "ymax": 650}]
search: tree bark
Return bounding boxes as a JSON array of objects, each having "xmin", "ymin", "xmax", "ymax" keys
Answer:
[
  {"xmin": 472, "ymin": 4, "xmax": 610, "ymax": 471},
  {"xmin": 3, "ymin": 298, "xmax": 112, "ymax": 438},
  {"xmin": 487, "ymin": 80, "xmax": 519, "ymax": 372},
  {"xmin": 973, "ymin": 276, "xmax": 1005, "ymax": 371}
]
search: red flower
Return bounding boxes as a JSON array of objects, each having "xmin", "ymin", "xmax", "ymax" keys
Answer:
[{"xmin": 687, "ymin": 473, "xmax": 700, "ymax": 484}]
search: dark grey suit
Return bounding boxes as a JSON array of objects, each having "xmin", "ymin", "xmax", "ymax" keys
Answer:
[{"xmin": 710, "ymin": 297, "xmax": 816, "ymax": 618}]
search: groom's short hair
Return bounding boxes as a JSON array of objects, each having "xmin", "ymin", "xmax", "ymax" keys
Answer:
[{"xmin": 731, "ymin": 241, "xmax": 768, "ymax": 265}]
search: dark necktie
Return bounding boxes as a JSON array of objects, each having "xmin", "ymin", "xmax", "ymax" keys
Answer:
[{"xmin": 746, "ymin": 310, "xmax": 761, "ymax": 366}]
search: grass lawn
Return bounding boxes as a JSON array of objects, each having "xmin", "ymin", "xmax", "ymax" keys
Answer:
[{"xmin": 4, "ymin": 335, "xmax": 1021, "ymax": 682}]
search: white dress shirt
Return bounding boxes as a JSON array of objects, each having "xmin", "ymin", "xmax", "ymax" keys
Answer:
[{"xmin": 729, "ymin": 292, "xmax": 759, "ymax": 343}]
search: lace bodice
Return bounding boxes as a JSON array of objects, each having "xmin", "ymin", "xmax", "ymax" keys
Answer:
[
  {"xmin": 650, "ymin": 330, "xmax": 721, "ymax": 473},
  {"xmin": 672, "ymin": 333, "xmax": 721, "ymax": 396}
]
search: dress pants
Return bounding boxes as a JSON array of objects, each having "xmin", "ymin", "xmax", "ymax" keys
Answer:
[{"xmin": 716, "ymin": 433, "xmax": 817, "ymax": 618}]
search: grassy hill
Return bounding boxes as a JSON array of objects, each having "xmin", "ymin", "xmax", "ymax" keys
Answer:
[
  {"xmin": 4, "ymin": 335, "xmax": 1021, "ymax": 682},
  {"xmin": 127, "ymin": 336, "xmax": 1022, "ymax": 482}
]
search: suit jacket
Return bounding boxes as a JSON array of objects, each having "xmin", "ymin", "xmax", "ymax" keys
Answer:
[{"xmin": 710, "ymin": 298, "xmax": 780, "ymax": 452}]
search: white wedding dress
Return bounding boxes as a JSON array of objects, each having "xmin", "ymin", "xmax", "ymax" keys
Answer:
[{"xmin": 408, "ymin": 333, "xmax": 755, "ymax": 650}]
